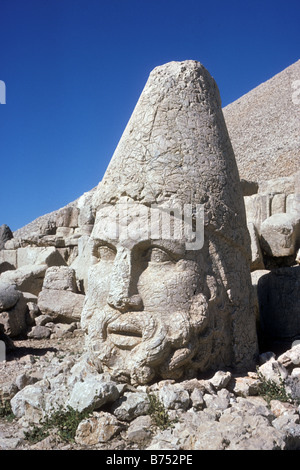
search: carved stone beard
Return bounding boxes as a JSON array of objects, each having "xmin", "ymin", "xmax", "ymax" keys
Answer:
[{"xmin": 84, "ymin": 293, "xmax": 210, "ymax": 385}]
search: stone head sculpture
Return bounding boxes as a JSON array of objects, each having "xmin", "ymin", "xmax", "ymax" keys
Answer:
[{"xmin": 81, "ymin": 61, "xmax": 258, "ymax": 385}]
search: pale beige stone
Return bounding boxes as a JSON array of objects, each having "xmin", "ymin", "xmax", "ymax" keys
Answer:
[
  {"xmin": 75, "ymin": 411, "xmax": 123, "ymax": 445},
  {"xmin": 82, "ymin": 60, "xmax": 258, "ymax": 385},
  {"xmin": 260, "ymin": 213, "xmax": 300, "ymax": 257},
  {"xmin": 223, "ymin": 60, "xmax": 300, "ymax": 184}
]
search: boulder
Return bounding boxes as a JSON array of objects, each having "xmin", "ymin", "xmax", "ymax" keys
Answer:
[
  {"xmin": 67, "ymin": 375, "xmax": 119, "ymax": 413},
  {"xmin": 42, "ymin": 266, "xmax": 78, "ymax": 292},
  {"xmin": 10, "ymin": 379, "xmax": 50, "ymax": 422},
  {"xmin": 0, "ymin": 282, "xmax": 21, "ymax": 312},
  {"xmin": 37, "ymin": 289, "xmax": 84, "ymax": 323},
  {"xmin": 208, "ymin": 370, "xmax": 232, "ymax": 390},
  {"xmin": 27, "ymin": 325, "xmax": 51, "ymax": 339},
  {"xmin": 260, "ymin": 213, "xmax": 300, "ymax": 258},
  {"xmin": 36, "ymin": 266, "xmax": 84, "ymax": 323},
  {"xmin": 111, "ymin": 391, "xmax": 150, "ymax": 421},
  {"xmin": 0, "ymin": 265, "xmax": 47, "ymax": 296},
  {"xmin": 0, "ymin": 294, "xmax": 28, "ymax": 337}
]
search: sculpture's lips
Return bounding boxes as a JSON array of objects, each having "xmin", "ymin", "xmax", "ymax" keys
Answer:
[{"xmin": 107, "ymin": 316, "xmax": 143, "ymax": 349}]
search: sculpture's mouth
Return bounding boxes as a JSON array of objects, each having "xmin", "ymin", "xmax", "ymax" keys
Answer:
[{"xmin": 107, "ymin": 316, "xmax": 143, "ymax": 349}]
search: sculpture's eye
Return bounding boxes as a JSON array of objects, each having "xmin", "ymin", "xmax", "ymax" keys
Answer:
[
  {"xmin": 144, "ymin": 247, "xmax": 172, "ymax": 263},
  {"xmin": 98, "ymin": 245, "xmax": 116, "ymax": 262}
]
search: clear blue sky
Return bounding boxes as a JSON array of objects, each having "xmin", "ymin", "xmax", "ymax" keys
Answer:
[{"xmin": 0, "ymin": 0, "xmax": 299, "ymax": 231}]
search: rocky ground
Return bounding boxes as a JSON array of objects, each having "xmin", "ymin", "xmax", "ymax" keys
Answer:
[{"xmin": 1, "ymin": 329, "xmax": 300, "ymax": 451}]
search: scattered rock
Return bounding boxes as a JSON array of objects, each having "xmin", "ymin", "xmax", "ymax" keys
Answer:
[
  {"xmin": 27, "ymin": 325, "xmax": 51, "ymax": 339},
  {"xmin": 158, "ymin": 385, "xmax": 190, "ymax": 411},
  {"xmin": 208, "ymin": 370, "xmax": 232, "ymax": 390},
  {"xmin": 125, "ymin": 415, "xmax": 153, "ymax": 443},
  {"xmin": 111, "ymin": 392, "xmax": 150, "ymax": 422},
  {"xmin": 67, "ymin": 375, "xmax": 119, "ymax": 413},
  {"xmin": 75, "ymin": 411, "xmax": 124, "ymax": 445}
]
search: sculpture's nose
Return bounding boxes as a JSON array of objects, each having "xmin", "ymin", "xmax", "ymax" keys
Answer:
[{"xmin": 107, "ymin": 248, "xmax": 143, "ymax": 313}]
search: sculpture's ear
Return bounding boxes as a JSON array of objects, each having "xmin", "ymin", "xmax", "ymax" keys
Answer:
[{"xmin": 0, "ymin": 80, "xmax": 6, "ymax": 104}]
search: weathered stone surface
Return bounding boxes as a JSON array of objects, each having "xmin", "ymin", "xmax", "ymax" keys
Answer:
[
  {"xmin": 0, "ymin": 265, "xmax": 47, "ymax": 296},
  {"xmin": 247, "ymin": 222, "xmax": 265, "ymax": 271},
  {"xmin": 67, "ymin": 375, "xmax": 119, "ymax": 413},
  {"xmin": 70, "ymin": 235, "xmax": 97, "ymax": 293},
  {"xmin": 0, "ymin": 282, "xmax": 21, "ymax": 312},
  {"xmin": 203, "ymin": 389, "xmax": 231, "ymax": 413},
  {"xmin": 286, "ymin": 194, "xmax": 300, "ymax": 217},
  {"xmin": 111, "ymin": 391, "xmax": 150, "ymax": 421},
  {"xmin": 126, "ymin": 415, "xmax": 153, "ymax": 443},
  {"xmin": 258, "ymin": 357, "xmax": 289, "ymax": 385},
  {"xmin": 223, "ymin": 59, "xmax": 300, "ymax": 184},
  {"xmin": 10, "ymin": 379, "xmax": 50, "ymax": 421},
  {"xmin": 244, "ymin": 193, "xmax": 271, "ymax": 231},
  {"xmin": 27, "ymin": 325, "xmax": 51, "ymax": 339},
  {"xmin": 75, "ymin": 411, "xmax": 124, "ymax": 445},
  {"xmin": 258, "ymin": 175, "xmax": 298, "ymax": 196},
  {"xmin": 271, "ymin": 193, "xmax": 286, "ymax": 215},
  {"xmin": 158, "ymin": 385, "xmax": 190, "ymax": 411},
  {"xmin": 0, "ymin": 295, "xmax": 28, "ymax": 337},
  {"xmin": 190, "ymin": 388, "xmax": 205, "ymax": 410},
  {"xmin": 228, "ymin": 376, "xmax": 261, "ymax": 397},
  {"xmin": 50, "ymin": 322, "xmax": 77, "ymax": 338},
  {"xmin": 17, "ymin": 247, "xmax": 66, "ymax": 269},
  {"xmin": 14, "ymin": 373, "xmax": 38, "ymax": 391},
  {"xmin": 75, "ymin": 411, "xmax": 124, "ymax": 446},
  {"xmin": 82, "ymin": 60, "xmax": 258, "ymax": 385},
  {"xmin": 26, "ymin": 301, "xmax": 40, "ymax": 326},
  {"xmin": 37, "ymin": 288, "xmax": 84, "ymax": 323},
  {"xmin": 56, "ymin": 206, "xmax": 79, "ymax": 229},
  {"xmin": 260, "ymin": 213, "xmax": 300, "ymax": 258},
  {"xmin": 277, "ymin": 344, "xmax": 300, "ymax": 369},
  {"xmin": 42, "ymin": 266, "xmax": 78, "ymax": 292},
  {"xmin": 0, "ymin": 250, "xmax": 17, "ymax": 274}
]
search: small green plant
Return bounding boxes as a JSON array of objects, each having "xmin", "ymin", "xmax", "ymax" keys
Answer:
[
  {"xmin": 147, "ymin": 393, "xmax": 176, "ymax": 430},
  {"xmin": 0, "ymin": 399, "xmax": 15, "ymax": 422},
  {"xmin": 24, "ymin": 405, "xmax": 91, "ymax": 443},
  {"xmin": 256, "ymin": 368, "xmax": 293, "ymax": 404}
]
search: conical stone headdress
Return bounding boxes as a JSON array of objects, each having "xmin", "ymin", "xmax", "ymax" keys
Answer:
[
  {"xmin": 93, "ymin": 60, "xmax": 249, "ymax": 250},
  {"xmin": 85, "ymin": 61, "xmax": 258, "ymax": 381}
]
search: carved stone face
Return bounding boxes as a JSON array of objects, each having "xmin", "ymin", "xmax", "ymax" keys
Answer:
[
  {"xmin": 80, "ymin": 61, "xmax": 258, "ymax": 384},
  {"xmin": 81, "ymin": 202, "xmax": 216, "ymax": 385}
]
